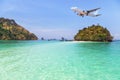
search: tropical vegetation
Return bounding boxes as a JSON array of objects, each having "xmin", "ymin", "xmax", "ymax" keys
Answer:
[
  {"xmin": 74, "ymin": 24, "xmax": 113, "ymax": 42},
  {"xmin": 0, "ymin": 17, "xmax": 38, "ymax": 40}
]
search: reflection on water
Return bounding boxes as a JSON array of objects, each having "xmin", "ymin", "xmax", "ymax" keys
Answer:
[{"xmin": 0, "ymin": 40, "xmax": 120, "ymax": 80}]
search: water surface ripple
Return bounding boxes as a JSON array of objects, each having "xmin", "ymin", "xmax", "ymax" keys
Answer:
[{"xmin": 0, "ymin": 40, "xmax": 120, "ymax": 80}]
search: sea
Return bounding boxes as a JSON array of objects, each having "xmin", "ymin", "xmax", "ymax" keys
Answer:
[{"xmin": 0, "ymin": 40, "xmax": 120, "ymax": 80}]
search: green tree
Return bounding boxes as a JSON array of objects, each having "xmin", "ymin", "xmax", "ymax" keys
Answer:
[{"xmin": 74, "ymin": 24, "xmax": 113, "ymax": 42}]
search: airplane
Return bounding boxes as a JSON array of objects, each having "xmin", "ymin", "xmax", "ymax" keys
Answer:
[{"xmin": 71, "ymin": 7, "xmax": 101, "ymax": 17}]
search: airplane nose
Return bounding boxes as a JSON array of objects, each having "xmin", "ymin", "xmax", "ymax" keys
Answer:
[
  {"xmin": 70, "ymin": 7, "xmax": 74, "ymax": 10},
  {"xmin": 71, "ymin": 7, "xmax": 77, "ymax": 10}
]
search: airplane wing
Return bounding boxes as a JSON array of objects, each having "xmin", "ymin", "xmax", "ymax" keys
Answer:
[
  {"xmin": 87, "ymin": 8, "xmax": 100, "ymax": 13},
  {"xmin": 88, "ymin": 13, "xmax": 101, "ymax": 17}
]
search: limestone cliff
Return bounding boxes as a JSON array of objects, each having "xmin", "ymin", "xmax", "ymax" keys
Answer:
[
  {"xmin": 0, "ymin": 17, "xmax": 38, "ymax": 40},
  {"xmin": 74, "ymin": 24, "xmax": 113, "ymax": 42}
]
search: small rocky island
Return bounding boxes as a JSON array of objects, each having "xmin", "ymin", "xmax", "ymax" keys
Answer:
[
  {"xmin": 74, "ymin": 24, "xmax": 113, "ymax": 42},
  {"xmin": 0, "ymin": 17, "xmax": 38, "ymax": 40}
]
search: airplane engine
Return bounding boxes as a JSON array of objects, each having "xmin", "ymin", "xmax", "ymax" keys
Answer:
[{"xmin": 77, "ymin": 13, "xmax": 80, "ymax": 15}]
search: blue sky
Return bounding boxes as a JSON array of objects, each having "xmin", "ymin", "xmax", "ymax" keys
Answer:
[{"xmin": 0, "ymin": 0, "xmax": 120, "ymax": 40}]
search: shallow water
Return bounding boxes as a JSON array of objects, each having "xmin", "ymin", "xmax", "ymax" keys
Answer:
[{"xmin": 0, "ymin": 40, "xmax": 120, "ymax": 80}]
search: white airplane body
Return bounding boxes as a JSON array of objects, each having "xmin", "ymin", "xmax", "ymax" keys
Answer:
[{"xmin": 71, "ymin": 7, "xmax": 101, "ymax": 17}]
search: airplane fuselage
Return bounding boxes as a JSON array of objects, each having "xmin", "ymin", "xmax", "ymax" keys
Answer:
[{"xmin": 71, "ymin": 7, "xmax": 101, "ymax": 17}]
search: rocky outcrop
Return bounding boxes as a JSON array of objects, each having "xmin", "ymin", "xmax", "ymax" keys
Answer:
[
  {"xmin": 0, "ymin": 17, "xmax": 38, "ymax": 40},
  {"xmin": 74, "ymin": 24, "xmax": 113, "ymax": 42}
]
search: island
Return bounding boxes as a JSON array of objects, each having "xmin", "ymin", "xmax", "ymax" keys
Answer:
[
  {"xmin": 0, "ymin": 17, "xmax": 38, "ymax": 40},
  {"xmin": 74, "ymin": 24, "xmax": 113, "ymax": 42}
]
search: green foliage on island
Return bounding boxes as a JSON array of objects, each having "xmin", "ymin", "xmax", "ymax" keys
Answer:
[
  {"xmin": 74, "ymin": 24, "xmax": 113, "ymax": 42},
  {"xmin": 0, "ymin": 17, "xmax": 38, "ymax": 40}
]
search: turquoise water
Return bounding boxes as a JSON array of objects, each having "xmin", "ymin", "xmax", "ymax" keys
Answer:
[{"xmin": 0, "ymin": 40, "xmax": 120, "ymax": 80}]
